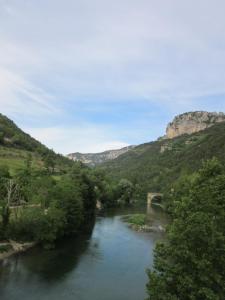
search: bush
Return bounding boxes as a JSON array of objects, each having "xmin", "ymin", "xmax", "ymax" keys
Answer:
[
  {"xmin": 124, "ymin": 214, "xmax": 146, "ymax": 226},
  {"xmin": 35, "ymin": 207, "xmax": 66, "ymax": 248},
  {"xmin": 7, "ymin": 207, "xmax": 66, "ymax": 248},
  {"xmin": 7, "ymin": 208, "xmax": 44, "ymax": 242}
]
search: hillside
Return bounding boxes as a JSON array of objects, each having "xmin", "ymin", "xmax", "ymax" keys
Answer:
[
  {"xmin": 0, "ymin": 113, "xmax": 73, "ymax": 173},
  {"xmin": 100, "ymin": 119, "xmax": 225, "ymax": 201},
  {"xmin": 67, "ymin": 146, "xmax": 135, "ymax": 166},
  {"xmin": 0, "ymin": 114, "xmax": 99, "ymax": 253}
]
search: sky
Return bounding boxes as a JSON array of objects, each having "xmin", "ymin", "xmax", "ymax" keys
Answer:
[{"xmin": 0, "ymin": 0, "xmax": 225, "ymax": 154}]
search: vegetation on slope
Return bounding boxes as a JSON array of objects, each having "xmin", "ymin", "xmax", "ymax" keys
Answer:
[
  {"xmin": 100, "ymin": 122, "xmax": 225, "ymax": 203},
  {"xmin": 0, "ymin": 114, "xmax": 108, "ymax": 248},
  {"xmin": 0, "ymin": 114, "xmax": 136, "ymax": 249},
  {"xmin": 0, "ymin": 157, "xmax": 98, "ymax": 248},
  {"xmin": 0, "ymin": 113, "xmax": 73, "ymax": 174}
]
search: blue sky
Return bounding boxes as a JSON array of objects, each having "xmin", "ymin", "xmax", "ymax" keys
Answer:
[{"xmin": 0, "ymin": 0, "xmax": 225, "ymax": 154}]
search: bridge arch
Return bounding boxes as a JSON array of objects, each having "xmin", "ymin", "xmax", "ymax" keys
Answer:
[{"xmin": 147, "ymin": 193, "xmax": 163, "ymax": 205}]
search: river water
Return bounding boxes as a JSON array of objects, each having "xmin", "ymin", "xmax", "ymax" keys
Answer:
[{"xmin": 0, "ymin": 206, "xmax": 167, "ymax": 300}]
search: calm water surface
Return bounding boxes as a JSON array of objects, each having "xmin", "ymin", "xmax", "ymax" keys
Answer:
[{"xmin": 0, "ymin": 206, "xmax": 167, "ymax": 300}]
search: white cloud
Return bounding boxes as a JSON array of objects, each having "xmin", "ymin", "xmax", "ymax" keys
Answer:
[
  {"xmin": 0, "ymin": 67, "xmax": 60, "ymax": 117},
  {"xmin": 1, "ymin": 0, "xmax": 225, "ymax": 105},
  {"xmin": 25, "ymin": 125, "xmax": 129, "ymax": 154},
  {"xmin": 1, "ymin": 0, "xmax": 225, "ymax": 152}
]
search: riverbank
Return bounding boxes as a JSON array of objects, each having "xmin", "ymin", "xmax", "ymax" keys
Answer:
[
  {"xmin": 0, "ymin": 240, "xmax": 36, "ymax": 261},
  {"xmin": 0, "ymin": 207, "xmax": 163, "ymax": 300}
]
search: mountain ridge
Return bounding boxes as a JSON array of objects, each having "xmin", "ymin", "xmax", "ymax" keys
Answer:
[
  {"xmin": 165, "ymin": 111, "xmax": 225, "ymax": 139},
  {"xmin": 99, "ymin": 111, "xmax": 225, "ymax": 202},
  {"xmin": 67, "ymin": 145, "xmax": 135, "ymax": 166},
  {"xmin": 68, "ymin": 111, "xmax": 225, "ymax": 166}
]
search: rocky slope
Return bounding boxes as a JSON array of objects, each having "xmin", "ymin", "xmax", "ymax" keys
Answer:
[
  {"xmin": 166, "ymin": 111, "xmax": 225, "ymax": 139},
  {"xmin": 67, "ymin": 146, "xmax": 135, "ymax": 166}
]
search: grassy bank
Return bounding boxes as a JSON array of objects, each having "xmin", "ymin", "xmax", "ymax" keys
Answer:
[{"xmin": 122, "ymin": 213, "xmax": 166, "ymax": 233}]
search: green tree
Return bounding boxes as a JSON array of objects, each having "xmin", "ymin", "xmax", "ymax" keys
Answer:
[
  {"xmin": 0, "ymin": 132, "xmax": 4, "ymax": 144},
  {"xmin": 54, "ymin": 177, "xmax": 84, "ymax": 234},
  {"xmin": 28, "ymin": 176, "xmax": 55, "ymax": 208},
  {"xmin": 35, "ymin": 207, "xmax": 66, "ymax": 248},
  {"xmin": 147, "ymin": 158, "xmax": 225, "ymax": 300},
  {"xmin": 117, "ymin": 179, "xmax": 134, "ymax": 204},
  {"xmin": 43, "ymin": 152, "xmax": 55, "ymax": 174}
]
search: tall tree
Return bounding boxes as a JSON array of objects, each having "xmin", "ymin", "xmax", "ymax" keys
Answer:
[{"xmin": 147, "ymin": 159, "xmax": 225, "ymax": 300}]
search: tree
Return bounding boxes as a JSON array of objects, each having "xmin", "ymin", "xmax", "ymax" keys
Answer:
[
  {"xmin": 35, "ymin": 207, "xmax": 66, "ymax": 248},
  {"xmin": 53, "ymin": 177, "xmax": 84, "ymax": 234},
  {"xmin": 80, "ymin": 172, "xmax": 96, "ymax": 217},
  {"xmin": 43, "ymin": 152, "xmax": 55, "ymax": 173},
  {"xmin": 0, "ymin": 132, "xmax": 4, "ymax": 144},
  {"xmin": 27, "ymin": 176, "xmax": 55, "ymax": 208},
  {"xmin": 147, "ymin": 159, "xmax": 225, "ymax": 300},
  {"xmin": 0, "ymin": 165, "xmax": 10, "ymax": 200},
  {"xmin": 117, "ymin": 179, "xmax": 134, "ymax": 204}
]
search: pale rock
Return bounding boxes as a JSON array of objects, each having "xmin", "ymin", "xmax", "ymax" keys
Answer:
[{"xmin": 166, "ymin": 111, "xmax": 225, "ymax": 139}]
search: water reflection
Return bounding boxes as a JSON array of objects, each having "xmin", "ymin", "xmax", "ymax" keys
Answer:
[
  {"xmin": 0, "ymin": 222, "xmax": 95, "ymax": 283},
  {"xmin": 0, "ymin": 207, "xmax": 167, "ymax": 300}
]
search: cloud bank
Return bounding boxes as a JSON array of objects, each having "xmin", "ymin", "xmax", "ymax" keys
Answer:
[{"xmin": 0, "ymin": 0, "xmax": 225, "ymax": 153}]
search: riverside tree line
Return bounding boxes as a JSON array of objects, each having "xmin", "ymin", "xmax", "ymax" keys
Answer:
[{"xmin": 0, "ymin": 155, "xmax": 135, "ymax": 248}]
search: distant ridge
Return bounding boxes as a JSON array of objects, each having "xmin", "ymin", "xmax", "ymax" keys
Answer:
[
  {"xmin": 100, "ymin": 111, "xmax": 225, "ymax": 201},
  {"xmin": 67, "ymin": 145, "xmax": 135, "ymax": 166}
]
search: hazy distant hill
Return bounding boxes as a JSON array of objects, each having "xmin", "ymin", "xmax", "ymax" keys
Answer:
[{"xmin": 67, "ymin": 146, "xmax": 135, "ymax": 166}]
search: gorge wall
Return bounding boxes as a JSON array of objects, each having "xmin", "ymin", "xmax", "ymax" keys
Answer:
[
  {"xmin": 67, "ymin": 146, "xmax": 135, "ymax": 166},
  {"xmin": 165, "ymin": 111, "xmax": 225, "ymax": 139}
]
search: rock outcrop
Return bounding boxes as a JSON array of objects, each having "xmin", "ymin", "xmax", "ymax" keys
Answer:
[
  {"xmin": 166, "ymin": 111, "xmax": 225, "ymax": 139},
  {"xmin": 67, "ymin": 145, "xmax": 135, "ymax": 166}
]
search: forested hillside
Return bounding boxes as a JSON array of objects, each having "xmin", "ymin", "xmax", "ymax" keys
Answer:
[
  {"xmin": 100, "ymin": 122, "xmax": 225, "ymax": 202},
  {"xmin": 0, "ymin": 113, "xmax": 135, "ymax": 251},
  {"xmin": 0, "ymin": 113, "xmax": 73, "ymax": 173},
  {"xmin": 0, "ymin": 114, "xmax": 99, "ymax": 249}
]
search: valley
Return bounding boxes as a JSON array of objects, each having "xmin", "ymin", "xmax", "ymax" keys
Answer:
[{"xmin": 0, "ymin": 111, "xmax": 225, "ymax": 300}]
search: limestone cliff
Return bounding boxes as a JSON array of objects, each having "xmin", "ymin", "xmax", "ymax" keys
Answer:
[
  {"xmin": 67, "ymin": 146, "xmax": 135, "ymax": 166},
  {"xmin": 166, "ymin": 111, "xmax": 225, "ymax": 139}
]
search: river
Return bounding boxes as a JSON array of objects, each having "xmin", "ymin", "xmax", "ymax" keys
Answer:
[{"xmin": 0, "ymin": 206, "xmax": 167, "ymax": 300}]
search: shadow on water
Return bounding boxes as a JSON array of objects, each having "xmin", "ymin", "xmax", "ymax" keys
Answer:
[
  {"xmin": 0, "ymin": 219, "xmax": 95, "ymax": 285},
  {"xmin": 0, "ymin": 206, "xmax": 168, "ymax": 300}
]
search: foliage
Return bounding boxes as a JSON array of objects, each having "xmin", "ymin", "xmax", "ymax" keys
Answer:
[
  {"xmin": 0, "ymin": 114, "xmax": 118, "ymax": 249},
  {"xmin": 7, "ymin": 207, "xmax": 66, "ymax": 248},
  {"xmin": 34, "ymin": 207, "xmax": 66, "ymax": 248},
  {"xmin": 147, "ymin": 159, "xmax": 225, "ymax": 300},
  {"xmin": 123, "ymin": 214, "xmax": 146, "ymax": 226},
  {"xmin": 53, "ymin": 177, "xmax": 84, "ymax": 234},
  {"xmin": 0, "ymin": 113, "xmax": 74, "ymax": 174},
  {"xmin": 100, "ymin": 122, "xmax": 225, "ymax": 203},
  {"xmin": 2, "ymin": 164, "xmax": 98, "ymax": 246}
]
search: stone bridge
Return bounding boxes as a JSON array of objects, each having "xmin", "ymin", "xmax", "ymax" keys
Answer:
[{"xmin": 147, "ymin": 193, "xmax": 163, "ymax": 205}]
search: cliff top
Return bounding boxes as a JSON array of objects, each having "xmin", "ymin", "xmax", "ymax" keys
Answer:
[{"xmin": 166, "ymin": 111, "xmax": 225, "ymax": 139}]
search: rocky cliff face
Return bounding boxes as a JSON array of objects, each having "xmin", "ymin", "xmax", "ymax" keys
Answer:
[
  {"xmin": 67, "ymin": 146, "xmax": 135, "ymax": 166},
  {"xmin": 166, "ymin": 111, "xmax": 225, "ymax": 139}
]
